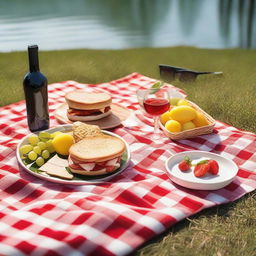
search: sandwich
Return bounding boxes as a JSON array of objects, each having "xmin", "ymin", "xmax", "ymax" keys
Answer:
[
  {"xmin": 68, "ymin": 135, "xmax": 126, "ymax": 176},
  {"xmin": 65, "ymin": 90, "xmax": 112, "ymax": 121}
]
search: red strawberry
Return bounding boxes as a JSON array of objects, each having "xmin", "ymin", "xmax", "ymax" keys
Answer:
[
  {"xmin": 194, "ymin": 160, "xmax": 210, "ymax": 177},
  {"xmin": 178, "ymin": 156, "xmax": 191, "ymax": 171},
  {"xmin": 208, "ymin": 160, "xmax": 219, "ymax": 175}
]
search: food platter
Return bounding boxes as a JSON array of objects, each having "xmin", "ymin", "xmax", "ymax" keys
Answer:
[
  {"xmin": 16, "ymin": 124, "xmax": 131, "ymax": 185},
  {"xmin": 165, "ymin": 151, "xmax": 238, "ymax": 190},
  {"xmin": 54, "ymin": 103, "xmax": 131, "ymax": 129}
]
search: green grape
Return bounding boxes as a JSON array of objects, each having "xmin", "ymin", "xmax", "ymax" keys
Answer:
[
  {"xmin": 33, "ymin": 146, "xmax": 42, "ymax": 155},
  {"xmin": 47, "ymin": 146, "xmax": 55, "ymax": 153},
  {"xmin": 51, "ymin": 131, "xmax": 62, "ymax": 138},
  {"xmin": 39, "ymin": 131, "xmax": 51, "ymax": 140},
  {"xmin": 20, "ymin": 145, "xmax": 33, "ymax": 155},
  {"xmin": 36, "ymin": 157, "xmax": 45, "ymax": 167},
  {"xmin": 28, "ymin": 151, "xmax": 37, "ymax": 161},
  {"xmin": 28, "ymin": 135, "xmax": 39, "ymax": 146},
  {"xmin": 46, "ymin": 139, "xmax": 55, "ymax": 153},
  {"xmin": 42, "ymin": 150, "xmax": 50, "ymax": 159},
  {"xmin": 46, "ymin": 139, "xmax": 53, "ymax": 147},
  {"xmin": 39, "ymin": 138, "xmax": 48, "ymax": 142},
  {"xmin": 38, "ymin": 141, "xmax": 46, "ymax": 150}
]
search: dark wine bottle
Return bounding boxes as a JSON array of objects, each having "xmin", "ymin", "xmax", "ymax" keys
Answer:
[{"xmin": 23, "ymin": 45, "xmax": 49, "ymax": 132}]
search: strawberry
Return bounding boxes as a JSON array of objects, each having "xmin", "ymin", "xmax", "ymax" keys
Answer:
[
  {"xmin": 208, "ymin": 160, "xmax": 219, "ymax": 175},
  {"xmin": 178, "ymin": 156, "xmax": 191, "ymax": 171},
  {"xmin": 194, "ymin": 160, "xmax": 210, "ymax": 177}
]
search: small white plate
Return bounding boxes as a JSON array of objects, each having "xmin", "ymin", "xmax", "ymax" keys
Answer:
[
  {"xmin": 165, "ymin": 151, "xmax": 238, "ymax": 190},
  {"xmin": 16, "ymin": 124, "xmax": 131, "ymax": 185}
]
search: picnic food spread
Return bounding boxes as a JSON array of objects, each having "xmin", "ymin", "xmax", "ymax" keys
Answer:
[
  {"xmin": 18, "ymin": 84, "xmax": 232, "ymax": 189},
  {"xmin": 18, "ymin": 87, "xmax": 227, "ymax": 184},
  {"xmin": 1, "ymin": 73, "xmax": 256, "ymax": 256}
]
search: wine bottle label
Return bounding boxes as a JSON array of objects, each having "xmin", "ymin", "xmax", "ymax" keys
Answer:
[{"xmin": 34, "ymin": 91, "xmax": 47, "ymax": 119}]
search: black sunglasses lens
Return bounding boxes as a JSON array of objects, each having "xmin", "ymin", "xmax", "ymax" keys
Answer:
[
  {"xmin": 160, "ymin": 68, "xmax": 176, "ymax": 81},
  {"xmin": 178, "ymin": 71, "xmax": 197, "ymax": 82}
]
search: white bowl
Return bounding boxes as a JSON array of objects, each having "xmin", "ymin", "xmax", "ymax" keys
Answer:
[{"xmin": 165, "ymin": 151, "xmax": 238, "ymax": 190}]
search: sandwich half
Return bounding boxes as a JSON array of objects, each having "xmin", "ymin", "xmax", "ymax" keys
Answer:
[
  {"xmin": 65, "ymin": 91, "xmax": 112, "ymax": 121},
  {"xmin": 68, "ymin": 135, "xmax": 126, "ymax": 176}
]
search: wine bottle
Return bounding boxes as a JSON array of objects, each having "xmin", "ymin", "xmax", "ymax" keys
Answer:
[{"xmin": 23, "ymin": 45, "xmax": 49, "ymax": 132}]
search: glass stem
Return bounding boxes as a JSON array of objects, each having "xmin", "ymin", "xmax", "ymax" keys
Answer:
[{"xmin": 154, "ymin": 116, "xmax": 159, "ymax": 134}]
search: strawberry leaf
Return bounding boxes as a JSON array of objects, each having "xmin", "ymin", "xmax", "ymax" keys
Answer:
[
  {"xmin": 184, "ymin": 156, "xmax": 192, "ymax": 166},
  {"xmin": 196, "ymin": 159, "xmax": 209, "ymax": 165}
]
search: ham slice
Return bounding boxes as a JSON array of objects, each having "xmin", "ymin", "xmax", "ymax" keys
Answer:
[
  {"xmin": 68, "ymin": 106, "xmax": 111, "ymax": 116},
  {"xmin": 69, "ymin": 156, "xmax": 121, "ymax": 173}
]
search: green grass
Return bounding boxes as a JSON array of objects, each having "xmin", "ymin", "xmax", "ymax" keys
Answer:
[
  {"xmin": 138, "ymin": 193, "xmax": 256, "ymax": 256},
  {"xmin": 1, "ymin": 47, "xmax": 256, "ymax": 255}
]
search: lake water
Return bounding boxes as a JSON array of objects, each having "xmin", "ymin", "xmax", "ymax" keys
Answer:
[{"xmin": 0, "ymin": 0, "xmax": 255, "ymax": 52}]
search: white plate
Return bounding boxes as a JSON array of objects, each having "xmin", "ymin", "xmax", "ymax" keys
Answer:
[
  {"xmin": 165, "ymin": 151, "xmax": 238, "ymax": 190},
  {"xmin": 16, "ymin": 124, "xmax": 131, "ymax": 185}
]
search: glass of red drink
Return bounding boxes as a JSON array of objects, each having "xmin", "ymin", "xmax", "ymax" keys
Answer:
[{"xmin": 137, "ymin": 87, "xmax": 170, "ymax": 139}]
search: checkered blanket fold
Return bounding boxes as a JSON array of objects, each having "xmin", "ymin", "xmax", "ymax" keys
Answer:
[{"xmin": 0, "ymin": 73, "xmax": 255, "ymax": 256}]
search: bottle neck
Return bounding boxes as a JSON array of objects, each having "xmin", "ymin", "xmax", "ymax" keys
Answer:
[{"xmin": 28, "ymin": 46, "xmax": 40, "ymax": 72}]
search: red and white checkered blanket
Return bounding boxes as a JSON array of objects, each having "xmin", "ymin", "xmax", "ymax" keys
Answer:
[{"xmin": 0, "ymin": 73, "xmax": 255, "ymax": 255}]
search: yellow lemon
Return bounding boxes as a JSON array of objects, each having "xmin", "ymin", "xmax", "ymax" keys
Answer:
[
  {"xmin": 52, "ymin": 133, "xmax": 74, "ymax": 155},
  {"xmin": 193, "ymin": 111, "xmax": 209, "ymax": 127},
  {"xmin": 165, "ymin": 120, "xmax": 181, "ymax": 133},
  {"xmin": 160, "ymin": 111, "xmax": 172, "ymax": 125},
  {"xmin": 182, "ymin": 121, "xmax": 196, "ymax": 131},
  {"xmin": 169, "ymin": 106, "xmax": 196, "ymax": 123},
  {"xmin": 177, "ymin": 99, "xmax": 190, "ymax": 106},
  {"xmin": 170, "ymin": 97, "xmax": 181, "ymax": 106}
]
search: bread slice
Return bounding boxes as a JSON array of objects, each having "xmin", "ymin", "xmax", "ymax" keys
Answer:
[
  {"xmin": 69, "ymin": 135, "xmax": 125, "ymax": 162},
  {"xmin": 69, "ymin": 167, "xmax": 110, "ymax": 176},
  {"xmin": 72, "ymin": 122, "xmax": 103, "ymax": 142},
  {"xmin": 65, "ymin": 91, "xmax": 112, "ymax": 110}
]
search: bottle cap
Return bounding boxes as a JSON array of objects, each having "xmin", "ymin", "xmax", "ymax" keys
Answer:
[{"xmin": 28, "ymin": 45, "xmax": 38, "ymax": 50}]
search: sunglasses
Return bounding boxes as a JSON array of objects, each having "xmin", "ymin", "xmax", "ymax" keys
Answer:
[{"xmin": 159, "ymin": 64, "xmax": 223, "ymax": 82}]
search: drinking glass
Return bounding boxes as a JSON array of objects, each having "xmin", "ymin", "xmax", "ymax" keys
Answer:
[{"xmin": 137, "ymin": 87, "xmax": 170, "ymax": 139}]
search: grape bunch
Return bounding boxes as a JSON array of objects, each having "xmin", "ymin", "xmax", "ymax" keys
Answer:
[{"xmin": 19, "ymin": 131, "xmax": 59, "ymax": 167}]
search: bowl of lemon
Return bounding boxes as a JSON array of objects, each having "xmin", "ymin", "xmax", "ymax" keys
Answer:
[{"xmin": 159, "ymin": 98, "xmax": 215, "ymax": 140}]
